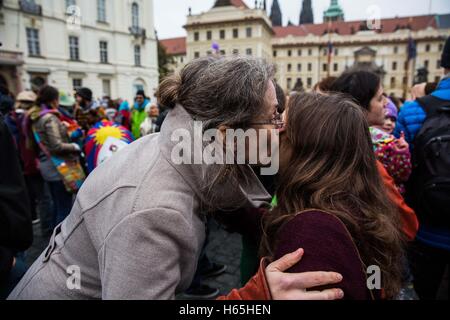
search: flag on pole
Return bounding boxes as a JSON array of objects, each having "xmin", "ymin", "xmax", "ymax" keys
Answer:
[
  {"xmin": 327, "ymin": 41, "xmax": 334, "ymax": 64},
  {"xmin": 407, "ymin": 36, "xmax": 417, "ymax": 61},
  {"xmin": 327, "ymin": 20, "xmax": 333, "ymax": 76},
  {"xmin": 212, "ymin": 42, "xmax": 220, "ymax": 55}
]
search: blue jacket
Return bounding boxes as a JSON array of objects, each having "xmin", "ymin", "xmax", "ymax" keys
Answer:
[{"xmin": 394, "ymin": 76, "xmax": 450, "ymax": 251}]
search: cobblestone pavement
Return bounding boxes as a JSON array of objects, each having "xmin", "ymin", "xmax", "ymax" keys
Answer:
[{"xmin": 203, "ymin": 221, "xmax": 242, "ymax": 296}]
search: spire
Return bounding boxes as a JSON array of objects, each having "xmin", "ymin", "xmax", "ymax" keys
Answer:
[
  {"xmin": 270, "ymin": 0, "xmax": 282, "ymax": 27},
  {"xmin": 300, "ymin": 0, "xmax": 314, "ymax": 25},
  {"xmin": 323, "ymin": 0, "xmax": 344, "ymax": 22}
]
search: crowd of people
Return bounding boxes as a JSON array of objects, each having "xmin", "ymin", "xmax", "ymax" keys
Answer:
[{"xmin": 0, "ymin": 37, "xmax": 449, "ymax": 300}]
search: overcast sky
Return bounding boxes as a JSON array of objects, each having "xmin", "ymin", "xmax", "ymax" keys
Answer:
[{"xmin": 154, "ymin": 0, "xmax": 450, "ymax": 39}]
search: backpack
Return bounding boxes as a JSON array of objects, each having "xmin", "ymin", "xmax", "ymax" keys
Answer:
[{"xmin": 407, "ymin": 95, "xmax": 450, "ymax": 228}]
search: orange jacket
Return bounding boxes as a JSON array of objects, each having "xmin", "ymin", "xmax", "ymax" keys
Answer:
[
  {"xmin": 376, "ymin": 161, "xmax": 419, "ymax": 241},
  {"xmin": 218, "ymin": 259, "xmax": 271, "ymax": 300}
]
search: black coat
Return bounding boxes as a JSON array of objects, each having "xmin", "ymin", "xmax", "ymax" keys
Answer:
[{"xmin": 0, "ymin": 114, "xmax": 32, "ymax": 282}]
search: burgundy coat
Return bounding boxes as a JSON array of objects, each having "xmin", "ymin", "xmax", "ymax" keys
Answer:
[{"xmin": 273, "ymin": 210, "xmax": 379, "ymax": 300}]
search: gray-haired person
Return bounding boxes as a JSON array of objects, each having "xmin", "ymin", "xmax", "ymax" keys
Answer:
[{"xmin": 9, "ymin": 56, "xmax": 344, "ymax": 300}]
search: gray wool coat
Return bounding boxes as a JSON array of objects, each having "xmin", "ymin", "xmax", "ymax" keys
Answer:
[{"xmin": 8, "ymin": 105, "xmax": 270, "ymax": 300}]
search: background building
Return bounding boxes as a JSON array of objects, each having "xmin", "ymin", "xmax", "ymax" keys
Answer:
[
  {"xmin": 160, "ymin": 0, "xmax": 450, "ymax": 99},
  {"xmin": 0, "ymin": 0, "xmax": 159, "ymax": 102},
  {"xmin": 184, "ymin": 0, "xmax": 273, "ymax": 62}
]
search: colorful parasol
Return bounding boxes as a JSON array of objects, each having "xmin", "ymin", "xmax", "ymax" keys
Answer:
[{"xmin": 84, "ymin": 120, "xmax": 134, "ymax": 172}]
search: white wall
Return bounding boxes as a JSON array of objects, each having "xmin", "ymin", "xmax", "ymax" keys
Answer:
[{"xmin": 0, "ymin": 0, "xmax": 159, "ymax": 102}]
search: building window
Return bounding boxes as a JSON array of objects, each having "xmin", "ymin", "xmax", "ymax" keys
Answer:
[
  {"xmin": 66, "ymin": 0, "xmax": 76, "ymax": 9},
  {"xmin": 334, "ymin": 48, "xmax": 338, "ymax": 56},
  {"xmin": 97, "ymin": 0, "xmax": 106, "ymax": 22},
  {"xmin": 69, "ymin": 36, "xmax": 79, "ymax": 61},
  {"xmin": 439, "ymin": 43, "xmax": 444, "ymax": 51},
  {"xmin": 194, "ymin": 32, "xmax": 199, "ymax": 42},
  {"xmin": 287, "ymin": 64, "xmax": 292, "ymax": 72},
  {"xmin": 72, "ymin": 78, "xmax": 82, "ymax": 91},
  {"xmin": 392, "ymin": 61, "xmax": 397, "ymax": 71},
  {"xmin": 133, "ymin": 79, "xmax": 145, "ymax": 95},
  {"xmin": 437, "ymin": 60, "xmax": 441, "ymax": 69},
  {"xmin": 30, "ymin": 75, "xmax": 47, "ymax": 92},
  {"xmin": 307, "ymin": 77, "xmax": 312, "ymax": 87},
  {"xmin": 134, "ymin": 45, "xmax": 141, "ymax": 66},
  {"xmin": 273, "ymin": 50, "xmax": 277, "ymax": 57},
  {"xmin": 308, "ymin": 49, "xmax": 312, "ymax": 56},
  {"xmin": 333, "ymin": 63, "xmax": 338, "ymax": 72},
  {"xmin": 207, "ymin": 31, "xmax": 212, "ymax": 40},
  {"xmin": 298, "ymin": 49, "xmax": 302, "ymax": 56},
  {"xmin": 220, "ymin": 30, "xmax": 225, "ymax": 39},
  {"xmin": 246, "ymin": 27, "xmax": 252, "ymax": 38},
  {"xmin": 233, "ymin": 28, "xmax": 239, "ymax": 39},
  {"xmin": 220, "ymin": 50, "xmax": 225, "ymax": 55},
  {"xmin": 131, "ymin": 2, "xmax": 139, "ymax": 28},
  {"xmin": 424, "ymin": 60, "xmax": 429, "ymax": 69},
  {"xmin": 26, "ymin": 28, "xmax": 40, "ymax": 56},
  {"xmin": 425, "ymin": 44, "xmax": 431, "ymax": 52},
  {"xmin": 287, "ymin": 78, "xmax": 292, "ymax": 90},
  {"xmin": 102, "ymin": 79, "xmax": 111, "ymax": 97},
  {"xmin": 394, "ymin": 46, "xmax": 398, "ymax": 54},
  {"xmin": 288, "ymin": 50, "xmax": 292, "ymax": 57},
  {"xmin": 323, "ymin": 63, "xmax": 327, "ymax": 72},
  {"xmin": 297, "ymin": 63, "xmax": 302, "ymax": 72},
  {"xmin": 194, "ymin": 52, "xmax": 200, "ymax": 58},
  {"xmin": 99, "ymin": 41, "xmax": 108, "ymax": 63},
  {"xmin": 323, "ymin": 49, "xmax": 327, "ymax": 56},
  {"xmin": 246, "ymin": 48, "xmax": 252, "ymax": 56},
  {"xmin": 391, "ymin": 77, "xmax": 396, "ymax": 87},
  {"xmin": 232, "ymin": 49, "xmax": 239, "ymax": 55},
  {"xmin": 308, "ymin": 63, "xmax": 312, "ymax": 71},
  {"xmin": 403, "ymin": 76, "xmax": 407, "ymax": 85}
]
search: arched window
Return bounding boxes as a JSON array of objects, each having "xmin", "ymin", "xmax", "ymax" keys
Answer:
[{"xmin": 131, "ymin": 3, "xmax": 139, "ymax": 28}]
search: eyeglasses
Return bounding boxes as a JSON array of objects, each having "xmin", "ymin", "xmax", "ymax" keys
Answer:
[{"xmin": 249, "ymin": 112, "xmax": 285, "ymax": 129}]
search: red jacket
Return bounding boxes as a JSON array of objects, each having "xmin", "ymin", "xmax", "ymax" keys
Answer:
[{"xmin": 218, "ymin": 259, "xmax": 271, "ymax": 300}]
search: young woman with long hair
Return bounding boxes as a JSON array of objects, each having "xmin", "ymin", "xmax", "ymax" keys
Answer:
[{"xmin": 261, "ymin": 92, "xmax": 405, "ymax": 299}]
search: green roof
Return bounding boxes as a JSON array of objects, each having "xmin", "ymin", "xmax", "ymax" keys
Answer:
[{"xmin": 323, "ymin": 0, "xmax": 344, "ymax": 18}]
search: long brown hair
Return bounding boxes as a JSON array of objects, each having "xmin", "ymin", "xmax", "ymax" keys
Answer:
[{"xmin": 261, "ymin": 92, "xmax": 404, "ymax": 298}]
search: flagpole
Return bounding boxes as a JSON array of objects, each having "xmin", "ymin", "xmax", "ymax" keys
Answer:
[
  {"xmin": 403, "ymin": 18, "xmax": 415, "ymax": 100},
  {"xmin": 403, "ymin": 40, "xmax": 410, "ymax": 99},
  {"xmin": 327, "ymin": 20, "xmax": 332, "ymax": 78}
]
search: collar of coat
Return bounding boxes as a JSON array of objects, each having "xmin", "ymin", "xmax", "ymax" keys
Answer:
[{"xmin": 158, "ymin": 104, "xmax": 271, "ymax": 213}]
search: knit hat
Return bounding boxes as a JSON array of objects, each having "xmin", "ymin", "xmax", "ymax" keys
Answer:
[
  {"xmin": 385, "ymin": 98, "xmax": 398, "ymax": 120},
  {"xmin": 441, "ymin": 36, "xmax": 450, "ymax": 69},
  {"xmin": 135, "ymin": 90, "xmax": 146, "ymax": 98},
  {"xmin": 16, "ymin": 90, "xmax": 37, "ymax": 102},
  {"xmin": 76, "ymin": 87, "xmax": 93, "ymax": 101}
]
